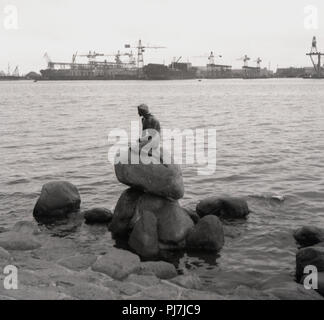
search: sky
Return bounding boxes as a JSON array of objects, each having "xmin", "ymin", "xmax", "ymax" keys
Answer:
[{"xmin": 1, "ymin": 0, "xmax": 324, "ymax": 74}]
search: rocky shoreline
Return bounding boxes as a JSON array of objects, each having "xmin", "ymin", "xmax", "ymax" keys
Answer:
[{"xmin": 0, "ymin": 179, "xmax": 323, "ymax": 300}]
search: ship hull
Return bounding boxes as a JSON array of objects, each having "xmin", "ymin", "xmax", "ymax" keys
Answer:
[{"xmin": 40, "ymin": 68, "xmax": 142, "ymax": 81}]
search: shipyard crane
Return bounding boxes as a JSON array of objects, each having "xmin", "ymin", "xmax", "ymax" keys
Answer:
[
  {"xmin": 193, "ymin": 52, "xmax": 222, "ymax": 65},
  {"xmin": 238, "ymin": 55, "xmax": 251, "ymax": 68},
  {"xmin": 12, "ymin": 66, "xmax": 19, "ymax": 77},
  {"xmin": 43, "ymin": 53, "xmax": 53, "ymax": 68},
  {"xmin": 72, "ymin": 52, "xmax": 78, "ymax": 64},
  {"xmin": 254, "ymin": 57, "xmax": 262, "ymax": 69},
  {"xmin": 78, "ymin": 51, "xmax": 105, "ymax": 63},
  {"xmin": 104, "ymin": 50, "xmax": 135, "ymax": 66},
  {"xmin": 125, "ymin": 40, "xmax": 166, "ymax": 68}
]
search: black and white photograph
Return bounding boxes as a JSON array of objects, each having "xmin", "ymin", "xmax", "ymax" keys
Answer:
[{"xmin": 0, "ymin": 0, "xmax": 324, "ymax": 307}]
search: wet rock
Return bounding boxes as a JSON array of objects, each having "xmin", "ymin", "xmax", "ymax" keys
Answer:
[
  {"xmin": 170, "ymin": 274, "xmax": 202, "ymax": 290},
  {"xmin": 92, "ymin": 247, "xmax": 141, "ymax": 280},
  {"xmin": 103, "ymin": 279, "xmax": 142, "ymax": 296},
  {"xmin": 115, "ymin": 147, "xmax": 184, "ymax": 200},
  {"xmin": 68, "ymin": 283, "xmax": 116, "ymax": 300},
  {"xmin": 58, "ymin": 254, "xmax": 97, "ymax": 271},
  {"xmin": 184, "ymin": 208, "xmax": 200, "ymax": 224},
  {"xmin": 264, "ymin": 282, "xmax": 323, "ymax": 300},
  {"xmin": 196, "ymin": 197, "xmax": 249, "ymax": 219},
  {"xmin": 133, "ymin": 283, "xmax": 181, "ymax": 300},
  {"xmin": 0, "ymin": 232, "xmax": 41, "ymax": 251},
  {"xmin": 12, "ymin": 221, "xmax": 41, "ymax": 235},
  {"xmin": 0, "ymin": 227, "xmax": 8, "ymax": 233},
  {"xmin": 0, "ymin": 247, "xmax": 11, "ymax": 260},
  {"xmin": 125, "ymin": 274, "xmax": 161, "ymax": 288},
  {"xmin": 33, "ymin": 181, "xmax": 81, "ymax": 222},
  {"xmin": 180, "ymin": 289, "xmax": 224, "ymax": 300},
  {"xmin": 296, "ymin": 246, "xmax": 324, "ymax": 281},
  {"xmin": 84, "ymin": 208, "xmax": 113, "ymax": 224},
  {"xmin": 111, "ymin": 191, "xmax": 193, "ymax": 251},
  {"xmin": 129, "ymin": 210, "xmax": 159, "ymax": 259},
  {"xmin": 138, "ymin": 261, "xmax": 178, "ymax": 280},
  {"xmin": 153, "ymin": 200, "xmax": 194, "ymax": 247},
  {"xmin": 294, "ymin": 226, "xmax": 324, "ymax": 248},
  {"xmin": 186, "ymin": 216, "xmax": 224, "ymax": 251},
  {"xmin": 109, "ymin": 188, "xmax": 143, "ymax": 237}
]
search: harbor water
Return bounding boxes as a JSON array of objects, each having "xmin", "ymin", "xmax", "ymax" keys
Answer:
[{"xmin": 1, "ymin": 79, "xmax": 324, "ymax": 294}]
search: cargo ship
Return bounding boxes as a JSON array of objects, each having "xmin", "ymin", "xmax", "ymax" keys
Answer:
[
  {"xmin": 40, "ymin": 51, "xmax": 141, "ymax": 80},
  {"xmin": 143, "ymin": 61, "xmax": 197, "ymax": 80}
]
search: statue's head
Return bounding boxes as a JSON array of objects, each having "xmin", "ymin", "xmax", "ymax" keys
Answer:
[{"xmin": 138, "ymin": 104, "xmax": 150, "ymax": 117}]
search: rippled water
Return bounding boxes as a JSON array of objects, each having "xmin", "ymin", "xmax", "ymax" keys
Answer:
[{"xmin": 1, "ymin": 79, "xmax": 324, "ymax": 293}]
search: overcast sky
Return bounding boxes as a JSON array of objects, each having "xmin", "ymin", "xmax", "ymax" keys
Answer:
[{"xmin": 1, "ymin": 0, "xmax": 324, "ymax": 73}]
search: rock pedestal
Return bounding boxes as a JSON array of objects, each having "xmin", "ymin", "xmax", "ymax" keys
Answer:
[{"xmin": 115, "ymin": 147, "xmax": 184, "ymax": 200}]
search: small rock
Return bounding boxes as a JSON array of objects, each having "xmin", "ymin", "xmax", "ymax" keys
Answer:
[
  {"xmin": 264, "ymin": 282, "xmax": 323, "ymax": 300},
  {"xmin": 138, "ymin": 261, "xmax": 178, "ymax": 280},
  {"xmin": 12, "ymin": 221, "xmax": 41, "ymax": 235},
  {"xmin": 125, "ymin": 274, "xmax": 161, "ymax": 288},
  {"xmin": 171, "ymin": 274, "xmax": 202, "ymax": 290},
  {"xmin": 137, "ymin": 283, "xmax": 181, "ymax": 300},
  {"xmin": 186, "ymin": 215, "xmax": 224, "ymax": 251},
  {"xmin": 0, "ymin": 232, "xmax": 41, "ymax": 251},
  {"xmin": 33, "ymin": 181, "xmax": 81, "ymax": 222},
  {"xmin": 84, "ymin": 208, "xmax": 113, "ymax": 224},
  {"xmin": 129, "ymin": 210, "xmax": 159, "ymax": 259},
  {"xmin": 196, "ymin": 197, "xmax": 249, "ymax": 219},
  {"xmin": 58, "ymin": 254, "xmax": 97, "ymax": 271},
  {"xmin": 0, "ymin": 227, "xmax": 8, "ymax": 233},
  {"xmin": 69, "ymin": 283, "xmax": 116, "ymax": 300},
  {"xmin": 92, "ymin": 247, "xmax": 141, "ymax": 280},
  {"xmin": 0, "ymin": 247, "xmax": 11, "ymax": 260},
  {"xmin": 294, "ymin": 226, "xmax": 324, "ymax": 248},
  {"xmin": 296, "ymin": 246, "xmax": 324, "ymax": 281}
]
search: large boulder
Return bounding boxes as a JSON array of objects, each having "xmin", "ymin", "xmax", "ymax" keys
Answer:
[
  {"xmin": 196, "ymin": 197, "xmax": 249, "ymax": 219},
  {"xmin": 109, "ymin": 189, "xmax": 143, "ymax": 237},
  {"xmin": 33, "ymin": 181, "xmax": 81, "ymax": 222},
  {"xmin": 294, "ymin": 226, "xmax": 324, "ymax": 248},
  {"xmin": 128, "ymin": 210, "xmax": 159, "ymax": 259},
  {"xmin": 127, "ymin": 193, "xmax": 194, "ymax": 257},
  {"xmin": 110, "ymin": 190, "xmax": 193, "ymax": 251},
  {"xmin": 296, "ymin": 246, "xmax": 324, "ymax": 281},
  {"xmin": 84, "ymin": 208, "xmax": 113, "ymax": 224},
  {"xmin": 186, "ymin": 215, "xmax": 224, "ymax": 251},
  {"xmin": 115, "ymin": 147, "xmax": 184, "ymax": 200}
]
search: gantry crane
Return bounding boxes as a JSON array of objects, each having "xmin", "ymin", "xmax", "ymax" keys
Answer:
[
  {"xmin": 237, "ymin": 55, "xmax": 251, "ymax": 68},
  {"xmin": 125, "ymin": 40, "xmax": 166, "ymax": 68},
  {"xmin": 254, "ymin": 57, "xmax": 262, "ymax": 69}
]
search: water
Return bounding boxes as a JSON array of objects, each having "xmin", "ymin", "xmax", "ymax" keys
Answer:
[{"xmin": 1, "ymin": 79, "xmax": 324, "ymax": 293}]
